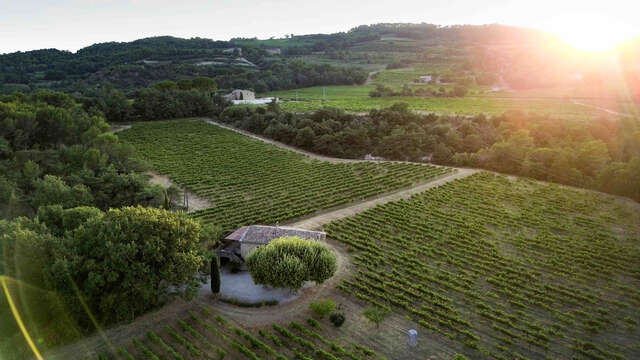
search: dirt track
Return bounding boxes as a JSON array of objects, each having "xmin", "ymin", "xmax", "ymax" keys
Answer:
[
  {"xmin": 202, "ymin": 119, "xmax": 357, "ymax": 163},
  {"xmin": 571, "ymin": 100, "xmax": 634, "ymax": 118},
  {"xmin": 286, "ymin": 169, "xmax": 477, "ymax": 230}
]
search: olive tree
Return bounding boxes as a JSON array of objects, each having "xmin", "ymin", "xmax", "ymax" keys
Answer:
[{"xmin": 245, "ymin": 236, "xmax": 336, "ymax": 290}]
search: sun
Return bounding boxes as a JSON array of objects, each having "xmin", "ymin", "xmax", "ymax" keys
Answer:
[{"xmin": 545, "ymin": 15, "xmax": 635, "ymax": 52}]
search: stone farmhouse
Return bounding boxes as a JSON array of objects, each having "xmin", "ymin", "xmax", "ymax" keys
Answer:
[
  {"xmin": 217, "ymin": 225, "xmax": 326, "ymax": 263},
  {"xmin": 224, "ymin": 89, "xmax": 255, "ymax": 101}
]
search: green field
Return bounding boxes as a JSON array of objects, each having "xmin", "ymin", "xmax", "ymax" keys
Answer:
[
  {"xmin": 263, "ymin": 85, "xmax": 597, "ymax": 117},
  {"xmin": 370, "ymin": 66, "xmax": 457, "ymax": 86},
  {"xmin": 326, "ymin": 172, "xmax": 640, "ymax": 359},
  {"xmin": 118, "ymin": 120, "xmax": 451, "ymax": 230}
]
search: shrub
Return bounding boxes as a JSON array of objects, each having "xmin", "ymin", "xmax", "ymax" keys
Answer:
[
  {"xmin": 211, "ymin": 255, "xmax": 221, "ymax": 294},
  {"xmin": 310, "ymin": 299, "xmax": 336, "ymax": 318},
  {"xmin": 229, "ymin": 259, "xmax": 243, "ymax": 273},
  {"xmin": 453, "ymin": 355, "xmax": 469, "ymax": 360},
  {"xmin": 246, "ymin": 236, "xmax": 337, "ymax": 290},
  {"xmin": 220, "ymin": 297, "xmax": 278, "ymax": 307},
  {"xmin": 307, "ymin": 318, "xmax": 320, "ymax": 328},
  {"xmin": 329, "ymin": 312, "xmax": 346, "ymax": 327},
  {"xmin": 363, "ymin": 307, "xmax": 389, "ymax": 328}
]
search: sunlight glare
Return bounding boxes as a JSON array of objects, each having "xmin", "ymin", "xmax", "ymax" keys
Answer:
[{"xmin": 545, "ymin": 14, "xmax": 636, "ymax": 52}]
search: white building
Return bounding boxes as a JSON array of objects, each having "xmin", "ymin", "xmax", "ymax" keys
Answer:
[
  {"xmin": 224, "ymin": 89, "xmax": 256, "ymax": 101},
  {"xmin": 419, "ymin": 75, "xmax": 433, "ymax": 83}
]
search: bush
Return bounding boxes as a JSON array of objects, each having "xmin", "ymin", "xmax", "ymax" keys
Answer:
[
  {"xmin": 220, "ymin": 297, "xmax": 279, "ymax": 307},
  {"xmin": 211, "ymin": 255, "xmax": 221, "ymax": 294},
  {"xmin": 309, "ymin": 299, "xmax": 335, "ymax": 318},
  {"xmin": 329, "ymin": 312, "xmax": 345, "ymax": 327},
  {"xmin": 363, "ymin": 307, "xmax": 389, "ymax": 328},
  {"xmin": 229, "ymin": 259, "xmax": 243, "ymax": 273},
  {"xmin": 246, "ymin": 236, "xmax": 337, "ymax": 290},
  {"xmin": 453, "ymin": 355, "xmax": 469, "ymax": 360}
]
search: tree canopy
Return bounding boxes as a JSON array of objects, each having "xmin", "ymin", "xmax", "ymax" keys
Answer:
[
  {"xmin": 1, "ymin": 206, "xmax": 205, "ymax": 327},
  {"xmin": 0, "ymin": 91, "xmax": 166, "ymax": 218},
  {"xmin": 245, "ymin": 236, "xmax": 337, "ymax": 290}
]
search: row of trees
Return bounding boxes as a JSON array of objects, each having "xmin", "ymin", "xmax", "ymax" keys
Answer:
[
  {"xmin": 219, "ymin": 102, "xmax": 640, "ymax": 202},
  {"xmin": 369, "ymin": 84, "xmax": 468, "ymax": 98},
  {"xmin": 78, "ymin": 77, "xmax": 228, "ymax": 123}
]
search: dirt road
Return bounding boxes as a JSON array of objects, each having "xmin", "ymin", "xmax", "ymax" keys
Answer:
[
  {"xmin": 364, "ymin": 70, "xmax": 382, "ymax": 85},
  {"xmin": 286, "ymin": 169, "xmax": 477, "ymax": 230},
  {"xmin": 107, "ymin": 124, "xmax": 132, "ymax": 133},
  {"xmin": 202, "ymin": 119, "xmax": 358, "ymax": 163},
  {"xmin": 571, "ymin": 100, "xmax": 634, "ymax": 118}
]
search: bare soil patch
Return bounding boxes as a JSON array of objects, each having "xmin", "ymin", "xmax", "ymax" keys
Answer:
[{"xmin": 147, "ymin": 172, "xmax": 212, "ymax": 212}]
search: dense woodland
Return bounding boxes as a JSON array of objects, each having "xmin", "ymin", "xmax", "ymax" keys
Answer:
[
  {"xmin": 0, "ymin": 91, "xmax": 217, "ymax": 355},
  {"xmin": 0, "ymin": 36, "xmax": 367, "ymax": 96},
  {"xmin": 219, "ymin": 102, "xmax": 640, "ymax": 202}
]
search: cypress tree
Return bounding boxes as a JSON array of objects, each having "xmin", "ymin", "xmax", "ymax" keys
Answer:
[{"xmin": 211, "ymin": 255, "xmax": 221, "ymax": 294}]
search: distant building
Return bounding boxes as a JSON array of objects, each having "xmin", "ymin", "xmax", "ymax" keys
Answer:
[
  {"xmin": 217, "ymin": 225, "xmax": 326, "ymax": 262},
  {"xmin": 222, "ymin": 47, "xmax": 242, "ymax": 55},
  {"xmin": 364, "ymin": 154, "xmax": 385, "ymax": 161},
  {"xmin": 224, "ymin": 89, "xmax": 256, "ymax": 101},
  {"xmin": 265, "ymin": 48, "xmax": 282, "ymax": 55},
  {"xmin": 418, "ymin": 75, "xmax": 433, "ymax": 83},
  {"xmin": 230, "ymin": 97, "xmax": 278, "ymax": 105}
]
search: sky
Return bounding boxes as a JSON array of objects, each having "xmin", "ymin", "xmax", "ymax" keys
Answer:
[{"xmin": 1, "ymin": 0, "xmax": 639, "ymax": 54}]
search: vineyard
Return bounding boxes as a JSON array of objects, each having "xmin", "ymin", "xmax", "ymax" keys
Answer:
[
  {"xmin": 118, "ymin": 120, "xmax": 451, "ymax": 230},
  {"xmin": 90, "ymin": 307, "xmax": 387, "ymax": 360},
  {"xmin": 262, "ymin": 86, "xmax": 598, "ymax": 118},
  {"xmin": 326, "ymin": 172, "xmax": 640, "ymax": 360}
]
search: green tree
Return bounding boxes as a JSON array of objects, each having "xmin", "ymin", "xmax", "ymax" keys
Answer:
[
  {"xmin": 32, "ymin": 175, "xmax": 93, "ymax": 209},
  {"xmin": 48, "ymin": 206, "xmax": 204, "ymax": 326},
  {"xmin": 294, "ymin": 126, "xmax": 316, "ymax": 148},
  {"xmin": 211, "ymin": 255, "xmax": 221, "ymax": 294},
  {"xmin": 309, "ymin": 299, "xmax": 335, "ymax": 318},
  {"xmin": 246, "ymin": 236, "xmax": 337, "ymax": 290},
  {"xmin": 453, "ymin": 85, "xmax": 468, "ymax": 97},
  {"xmin": 363, "ymin": 307, "xmax": 389, "ymax": 329}
]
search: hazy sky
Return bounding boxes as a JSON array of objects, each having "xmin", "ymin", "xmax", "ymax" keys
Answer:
[{"xmin": 2, "ymin": 0, "xmax": 639, "ymax": 53}]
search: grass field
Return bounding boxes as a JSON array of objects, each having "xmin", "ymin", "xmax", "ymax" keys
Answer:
[
  {"xmin": 326, "ymin": 172, "xmax": 640, "ymax": 359},
  {"xmin": 370, "ymin": 66, "xmax": 456, "ymax": 86},
  {"xmin": 263, "ymin": 86, "xmax": 598, "ymax": 117},
  {"xmin": 118, "ymin": 120, "xmax": 451, "ymax": 230}
]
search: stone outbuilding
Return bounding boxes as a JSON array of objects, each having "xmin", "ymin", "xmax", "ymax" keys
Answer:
[
  {"xmin": 217, "ymin": 225, "xmax": 326, "ymax": 262},
  {"xmin": 224, "ymin": 89, "xmax": 255, "ymax": 101}
]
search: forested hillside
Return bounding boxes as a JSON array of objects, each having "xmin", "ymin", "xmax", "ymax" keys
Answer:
[{"xmin": 0, "ymin": 36, "xmax": 367, "ymax": 96}]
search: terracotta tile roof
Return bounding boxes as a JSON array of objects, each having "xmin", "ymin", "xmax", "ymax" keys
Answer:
[{"xmin": 224, "ymin": 225, "xmax": 325, "ymax": 245}]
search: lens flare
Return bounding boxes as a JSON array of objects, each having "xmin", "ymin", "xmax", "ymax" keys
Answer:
[{"xmin": 1, "ymin": 276, "xmax": 44, "ymax": 360}]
